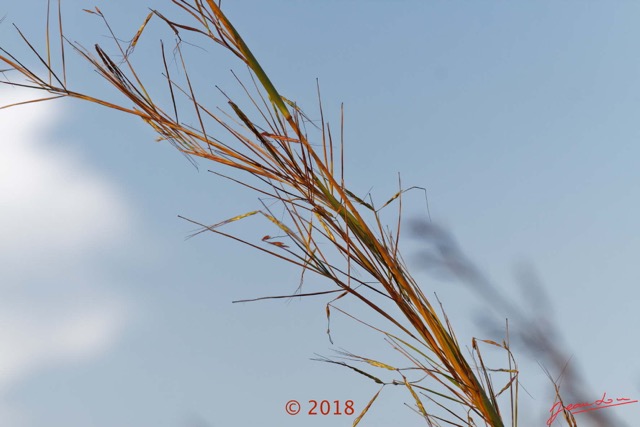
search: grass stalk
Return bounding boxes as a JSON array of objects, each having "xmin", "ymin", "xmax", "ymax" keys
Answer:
[{"xmin": 0, "ymin": 2, "xmax": 555, "ymax": 425}]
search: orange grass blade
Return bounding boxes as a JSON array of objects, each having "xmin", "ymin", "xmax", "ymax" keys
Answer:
[{"xmin": 352, "ymin": 386, "xmax": 384, "ymax": 427}]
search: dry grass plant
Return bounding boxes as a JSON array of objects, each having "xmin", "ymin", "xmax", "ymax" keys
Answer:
[{"xmin": 0, "ymin": 1, "xmax": 599, "ymax": 425}]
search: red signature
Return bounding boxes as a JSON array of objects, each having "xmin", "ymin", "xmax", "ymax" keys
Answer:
[{"xmin": 547, "ymin": 392, "xmax": 638, "ymax": 425}]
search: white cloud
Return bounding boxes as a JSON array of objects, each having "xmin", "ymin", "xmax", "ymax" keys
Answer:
[
  {"xmin": 0, "ymin": 88, "xmax": 130, "ymax": 264},
  {"xmin": 0, "ymin": 86, "xmax": 132, "ymax": 418},
  {"xmin": 0, "ymin": 289, "xmax": 127, "ymax": 390}
]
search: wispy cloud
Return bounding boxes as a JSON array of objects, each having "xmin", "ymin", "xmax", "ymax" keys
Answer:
[
  {"xmin": 0, "ymin": 91, "xmax": 130, "ymax": 265},
  {"xmin": 0, "ymin": 87, "xmax": 133, "ymax": 422}
]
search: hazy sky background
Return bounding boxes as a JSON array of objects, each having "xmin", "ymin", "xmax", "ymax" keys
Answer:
[{"xmin": 1, "ymin": 1, "xmax": 639, "ymax": 426}]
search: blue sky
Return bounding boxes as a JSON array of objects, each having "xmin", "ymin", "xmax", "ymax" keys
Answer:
[{"xmin": 1, "ymin": 1, "xmax": 640, "ymax": 426}]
